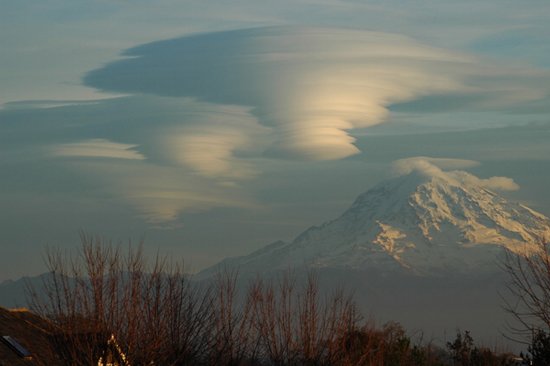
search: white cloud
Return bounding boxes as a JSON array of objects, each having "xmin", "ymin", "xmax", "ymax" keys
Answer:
[
  {"xmin": 52, "ymin": 139, "xmax": 145, "ymax": 160},
  {"xmin": 86, "ymin": 27, "xmax": 550, "ymax": 161},
  {"xmin": 452, "ymin": 172, "xmax": 520, "ymax": 192},
  {"xmin": 68, "ymin": 160, "xmax": 259, "ymax": 226},
  {"xmin": 173, "ymin": 130, "xmax": 252, "ymax": 178},
  {"xmin": 392, "ymin": 157, "xmax": 480, "ymax": 176},
  {"xmin": 85, "ymin": 28, "xmax": 476, "ymax": 161},
  {"xmin": 5, "ymin": 96, "xmax": 269, "ymax": 224},
  {"xmin": 392, "ymin": 156, "xmax": 519, "ymax": 192},
  {"xmin": 160, "ymin": 102, "xmax": 269, "ymax": 180},
  {"xmin": 478, "ymin": 176, "xmax": 520, "ymax": 191}
]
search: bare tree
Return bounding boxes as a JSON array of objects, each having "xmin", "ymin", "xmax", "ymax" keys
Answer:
[
  {"xmin": 27, "ymin": 232, "xmax": 214, "ymax": 365},
  {"xmin": 207, "ymin": 269, "xmax": 261, "ymax": 365},
  {"xmin": 501, "ymin": 238, "xmax": 550, "ymax": 340},
  {"xmin": 247, "ymin": 271, "xmax": 360, "ymax": 365}
]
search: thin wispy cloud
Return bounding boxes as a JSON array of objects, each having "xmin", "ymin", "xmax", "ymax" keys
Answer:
[{"xmin": 52, "ymin": 139, "xmax": 145, "ymax": 160}]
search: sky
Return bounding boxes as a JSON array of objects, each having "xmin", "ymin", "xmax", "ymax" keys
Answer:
[{"xmin": 1, "ymin": 0, "xmax": 550, "ymax": 281}]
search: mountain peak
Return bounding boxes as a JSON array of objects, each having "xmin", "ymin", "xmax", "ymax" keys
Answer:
[{"xmin": 199, "ymin": 160, "xmax": 550, "ymax": 278}]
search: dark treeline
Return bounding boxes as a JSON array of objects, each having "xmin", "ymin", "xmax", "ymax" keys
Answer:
[{"xmin": 25, "ymin": 234, "xmax": 539, "ymax": 365}]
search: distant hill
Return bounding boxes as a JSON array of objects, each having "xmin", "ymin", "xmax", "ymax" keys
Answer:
[{"xmin": 0, "ymin": 276, "xmax": 41, "ymax": 309}]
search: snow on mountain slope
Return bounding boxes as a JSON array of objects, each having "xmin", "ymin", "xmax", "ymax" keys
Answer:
[{"xmin": 199, "ymin": 158, "xmax": 550, "ymax": 278}]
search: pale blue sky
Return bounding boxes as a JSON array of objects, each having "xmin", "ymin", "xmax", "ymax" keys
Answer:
[{"xmin": 1, "ymin": 0, "xmax": 550, "ymax": 280}]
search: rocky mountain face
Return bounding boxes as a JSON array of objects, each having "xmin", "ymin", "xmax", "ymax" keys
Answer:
[{"xmin": 199, "ymin": 166, "xmax": 550, "ymax": 279}]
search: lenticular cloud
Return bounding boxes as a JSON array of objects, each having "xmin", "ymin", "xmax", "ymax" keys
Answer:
[
  {"xmin": 85, "ymin": 27, "xmax": 480, "ymax": 160},
  {"xmin": 393, "ymin": 157, "xmax": 520, "ymax": 192}
]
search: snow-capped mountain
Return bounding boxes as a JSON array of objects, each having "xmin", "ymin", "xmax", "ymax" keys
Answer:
[{"xmin": 199, "ymin": 160, "xmax": 550, "ymax": 278}]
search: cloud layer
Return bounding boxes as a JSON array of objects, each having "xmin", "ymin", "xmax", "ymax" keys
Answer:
[
  {"xmin": 3, "ymin": 27, "xmax": 544, "ymax": 225},
  {"xmin": 83, "ymin": 27, "xmax": 472, "ymax": 160},
  {"xmin": 85, "ymin": 27, "xmax": 550, "ymax": 161}
]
